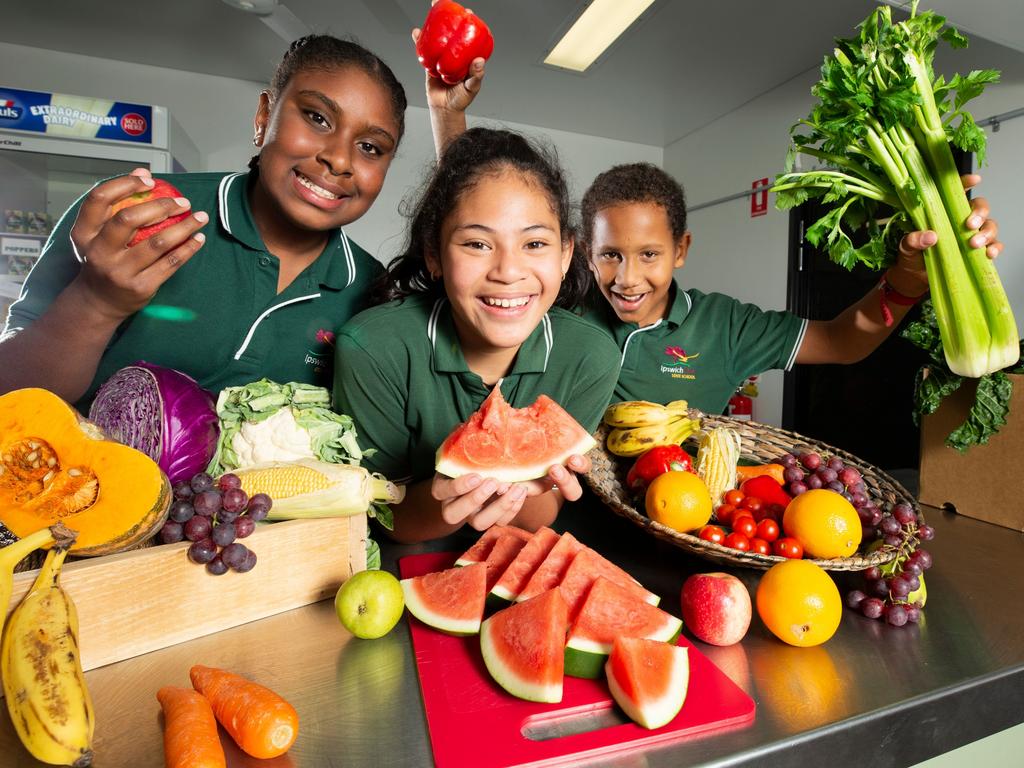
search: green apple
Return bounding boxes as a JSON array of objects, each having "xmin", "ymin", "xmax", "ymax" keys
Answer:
[{"xmin": 335, "ymin": 570, "xmax": 405, "ymax": 639}]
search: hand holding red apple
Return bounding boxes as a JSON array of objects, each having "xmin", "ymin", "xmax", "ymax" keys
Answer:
[
  {"xmin": 680, "ymin": 572, "xmax": 752, "ymax": 646},
  {"xmin": 69, "ymin": 168, "xmax": 208, "ymax": 321}
]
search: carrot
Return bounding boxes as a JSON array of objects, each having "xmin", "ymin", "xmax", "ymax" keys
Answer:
[
  {"xmin": 735, "ymin": 463, "xmax": 786, "ymax": 486},
  {"xmin": 190, "ymin": 665, "xmax": 299, "ymax": 759},
  {"xmin": 157, "ymin": 685, "xmax": 227, "ymax": 768}
]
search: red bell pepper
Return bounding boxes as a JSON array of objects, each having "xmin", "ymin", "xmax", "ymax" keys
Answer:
[
  {"xmin": 740, "ymin": 475, "xmax": 792, "ymax": 509},
  {"xmin": 415, "ymin": 0, "xmax": 495, "ymax": 85},
  {"xmin": 626, "ymin": 445, "xmax": 693, "ymax": 491}
]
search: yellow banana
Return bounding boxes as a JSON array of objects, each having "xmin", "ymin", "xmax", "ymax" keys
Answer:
[
  {"xmin": 0, "ymin": 523, "xmax": 74, "ymax": 639},
  {"xmin": 603, "ymin": 400, "xmax": 691, "ymax": 429},
  {"xmin": 2, "ymin": 542, "xmax": 94, "ymax": 767},
  {"xmin": 606, "ymin": 416, "xmax": 701, "ymax": 458}
]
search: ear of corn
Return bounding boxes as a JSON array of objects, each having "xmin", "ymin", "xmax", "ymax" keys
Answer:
[
  {"xmin": 695, "ymin": 427, "xmax": 742, "ymax": 507},
  {"xmin": 232, "ymin": 459, "xmax": 405, "ymax": 519}
]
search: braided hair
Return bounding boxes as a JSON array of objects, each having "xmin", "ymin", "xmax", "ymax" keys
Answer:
[{"xmin": 249, "ymin": 35, "xmax": 407, "ymax": 169}]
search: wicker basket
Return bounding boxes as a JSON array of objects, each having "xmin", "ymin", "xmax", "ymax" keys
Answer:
[{"xmin": 585, "ymin": 412, "xmax": 918, "ymax": 571}]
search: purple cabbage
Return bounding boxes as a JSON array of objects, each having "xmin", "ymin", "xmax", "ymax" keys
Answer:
[{"xmin": 89, "ymin": 362, "xmax": 219, "ymax": 484}]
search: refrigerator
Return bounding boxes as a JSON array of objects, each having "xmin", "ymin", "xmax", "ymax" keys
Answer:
[{"xmin": 0, "ymin": 85, "xmax": 199, "ymax": 319}]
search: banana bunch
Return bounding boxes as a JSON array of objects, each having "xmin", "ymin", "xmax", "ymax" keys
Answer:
[
  {"xmin": 603, "ymin": 400, "xmax": 701, "ymax": 458},
  {"xmin": 2, "ymin": 528, "xmax": 94, "ymax": 767}
]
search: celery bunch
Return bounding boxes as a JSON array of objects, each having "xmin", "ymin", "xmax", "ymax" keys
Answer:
[{"xmin": 773, "ymin": 1, "xmax": 1018, "ymax": 378}]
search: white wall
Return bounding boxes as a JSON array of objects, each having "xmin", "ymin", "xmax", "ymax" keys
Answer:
[
  {"xmin": 665, "ymin": 67, "xmax": 1024, "ymax": 427},
  {"xmin": 0, "ymin": 41, "xmax": 662, "ymax": 265}
]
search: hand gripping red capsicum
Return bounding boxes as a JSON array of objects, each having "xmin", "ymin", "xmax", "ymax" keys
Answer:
[{"xmin": 416, "ymin": 0, "xmax": 495, "ymax": 84}]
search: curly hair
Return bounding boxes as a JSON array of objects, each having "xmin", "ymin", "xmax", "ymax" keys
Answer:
[
  {"xmin": 249, "ymin": 35, "xmax": 407, "ymax": 169},
  {"xmin": 579, "ymin": 163, "xmax": 688, "ymax": 250},
  {"xmin": 374, "ymin": 127, "xmax": 592, "ymax": 311}
]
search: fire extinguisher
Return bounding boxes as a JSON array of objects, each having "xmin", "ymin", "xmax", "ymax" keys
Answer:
[
  {"xmin": 728, "ymin": 389, "xmax": 753, "ymax": 420},
  {"xmin": 728, "ymin": 375, "xmax": 758, "ymax": 421}
]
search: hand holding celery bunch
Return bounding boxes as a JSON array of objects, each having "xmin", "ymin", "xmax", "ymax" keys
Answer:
[{"xmin": 773, "ymin": 1, "xmax": 1018, "ymax": 378}]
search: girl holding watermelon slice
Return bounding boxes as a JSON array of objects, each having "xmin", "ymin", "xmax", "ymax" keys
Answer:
[{"xmin": 334, "ymin": 128, "xmax": 621, "ymax": 543}]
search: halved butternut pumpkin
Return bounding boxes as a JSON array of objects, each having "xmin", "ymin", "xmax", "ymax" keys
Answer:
[{"xmin": 0, "ymin": 388, "xmax": 171, "ymax": 556}]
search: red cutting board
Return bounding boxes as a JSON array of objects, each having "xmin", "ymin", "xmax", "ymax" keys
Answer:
[{"xmin": 399, "ymin": 552, "xmax": 756, "ymax": 768}]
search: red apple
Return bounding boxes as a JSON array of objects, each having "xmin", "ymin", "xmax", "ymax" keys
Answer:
[
  {"xmin": 680, "ymin": 572, "xmax": 752, "ymax": 646},
  {"xmin": 110, "ymin": 178, "xmax": 190, "ymax": 247}
]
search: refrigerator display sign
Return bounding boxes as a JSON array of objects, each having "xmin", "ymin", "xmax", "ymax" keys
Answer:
[{"xmin": 0, "ymin": 87, "xmax": 153, "ymax": 144}]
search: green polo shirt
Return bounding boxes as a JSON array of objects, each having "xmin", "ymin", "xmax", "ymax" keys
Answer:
[
  {"xmin": 5, "ymin": 169, "xmax": 383, "ymax": 410},
  {"xmin": 334, "ymin": 294, "xmax": 621, "ymax": 483},
  {"xmin": 585, "ymin": 283, "xmax": 806, "ymax": 415}
]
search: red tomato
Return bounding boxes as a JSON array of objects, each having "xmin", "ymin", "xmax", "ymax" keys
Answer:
[
  {"xmin": 773, "ymin": 537, "xmax": 804, "ymax": 559},
  {"xmin": 733, "ymin": 516, "xmax": 758, "ymax": 539},
  {"xmin": 756, "ymin": 518, "xmax": 780, "ymax": 543},
  {"xmin": 766, "ymin": 503, "xmax": 786, "ymax": 522},
  {"xmin": 724, "ymin": 489, "xmax": 745, "ymax": 507},
  {"xmin": 714, "ymin": 503, "xmax": 737, "ymax": 526},
  {"xmin": 740, "ymin": 496, "xmax": 764, "ymax": 514},
  {"xmin": 698, "ymin": 525, "xmax": 727, "ymax": 544},
  {"xmin": 415, "ymin": 0, "xmax": 495, "ymax": 84},
  {"xmin": 724, "ymin": 532, "xmax": 751, "ymax": 551},
  {"xmin": 749, "ymin": 537, "xmax": 771, "ymax": 555}
]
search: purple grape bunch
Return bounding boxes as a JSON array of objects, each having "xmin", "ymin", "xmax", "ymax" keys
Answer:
[
  {"xmin": 845, "ymin": 500, "xmax": 935, "ymax": 627},
  {"xmin": 157, "ymin": 471, "xmax": 273, "ymax": 575}
]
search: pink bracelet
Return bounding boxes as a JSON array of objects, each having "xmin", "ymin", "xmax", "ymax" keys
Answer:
[{"xmin": 877, "ymin": 271, "xmax": 928, "ymax": 326}]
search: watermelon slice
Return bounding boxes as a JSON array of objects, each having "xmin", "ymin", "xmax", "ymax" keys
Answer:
[
  {"xmin": 606, "ymin": 637, "xmax": 690, "ymax": 730},
  {"xmin": 480, "ymin": 588, "xmax": 569, "ymax": 703},
  {"xmin": 515, "ymin": 531, "xmax": 584, "ymax": 603},
  {"xmin": 454, "ymin": 525, "xmax": 531, "ymax": 567},
  {"xmin": 565, "ymin": 577, "xmax": 682, "ymax": 679},
  {"xmin": 489, "ymin": 526, "xmax": 561, "ymax": 604},
  {"xmin": 435, "ymin": 385, "xmax": 597, "ymax": 482},
  {"xmin": 401, "ymin": 562, "xmax": 487, "ymax": 636},
  {"xmin": 483, "ymin": 532, "xmax": 530, "ymax": 591},
  {"xmin": 558, "ymin": 547, "xmax": 660, "ymax": 620}
]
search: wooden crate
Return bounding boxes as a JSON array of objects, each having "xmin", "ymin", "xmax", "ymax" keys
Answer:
[{"xmin": 4, "ymin": 515, "xmax": 367, "ymax": 672}]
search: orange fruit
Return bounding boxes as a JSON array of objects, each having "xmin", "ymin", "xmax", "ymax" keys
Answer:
[
  {"xmin": 756, "ymin": 559, "xmax": 842, "ymax": 647},
  {"xmin": 645, "ymin": 470, "xmax": 712, "ymax": 533},
  {"xmin": 782, "ymin": 489, "xmax": 862, "ymax": 558}
]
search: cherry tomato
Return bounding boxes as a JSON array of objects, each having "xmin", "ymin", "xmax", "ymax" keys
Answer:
[
  {"xmin": 724, "ymin": 489, "xmax": 745, "ymax": 507},
  {"xmin": 752, "ymin": 505, "xmax": 775, "ymax": 522},
  {"xmin": 733, "ymin": 516, "xmax": 758, "ymax": 539},
  {"xmin": 698, "ymin": 525, "xmax": 727, "ymax": 544},
  {"xmin": 756, "ymin": 518, "xmax": 780, "ymax": 543},
  {"xmin": 714, "ymin": 503, "xmax": 737, "ymax": 526},
  {"xmin": 766, "ymin": 503, "xmax": 786, "ymax": 522},
  {"xmin": 724, "ymin": 532, "xmax": 751, "ymax": 551},
  {"xmin": 749, "ymin": 537, "xmax": 771, "ymax": 555},
  {"xmin": 740, "ymin": 496, "xmax": 764, "ymax": 514},
  {"xmin": 773, "ymin": 537, "xmax": 804, "ymax": 559}
]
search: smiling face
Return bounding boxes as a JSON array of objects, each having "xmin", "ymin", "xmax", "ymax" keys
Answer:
[
  {"xmin": 589, "ymin": 201, "xmax": 690, "ymax": 328},
  {"xmin": 251, "ymin": 65, "xmax": 400, "ymax": 237},
  {"xmin": 427, "ymin": 169, "xmax": 573, "ymax": 383}
]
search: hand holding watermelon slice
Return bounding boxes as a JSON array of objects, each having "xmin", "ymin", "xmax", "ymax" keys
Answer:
[{"xmin": 430, "ymin": 385, "xmax": 597, "ymax": 532}]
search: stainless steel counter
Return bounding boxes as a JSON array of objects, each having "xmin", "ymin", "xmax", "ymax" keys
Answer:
[{"xmin": 1, "ymin": 501, "xmax": 1022, "ymax": 768}]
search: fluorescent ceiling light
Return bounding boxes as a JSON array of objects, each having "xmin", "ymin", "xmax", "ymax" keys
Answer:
[{"xmin": 544, "ymin": 0, "xmax": 657, "ymax": 72}]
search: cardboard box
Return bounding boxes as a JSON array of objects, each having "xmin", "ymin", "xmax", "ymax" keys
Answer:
[
  {"xmin": 5, "ymin": 515, "xmax": 367, "ymax": 673},
  {"xmin": 919, "ymin": 372, "xmax": 1024, "ymax": 531}
]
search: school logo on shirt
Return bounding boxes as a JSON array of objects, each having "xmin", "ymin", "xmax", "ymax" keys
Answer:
[
  {"xmin": 303, "ymin": 328, "xmax": 335, "ymax": 383},
  {"xmin": 660, "ymin": 345, "xmax": 699, "ymax": 380}
]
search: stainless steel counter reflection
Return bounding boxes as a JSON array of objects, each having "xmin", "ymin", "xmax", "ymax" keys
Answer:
[{"xmin": 0, "ymin": 501, "xmax": 1020, "ymax": 767}]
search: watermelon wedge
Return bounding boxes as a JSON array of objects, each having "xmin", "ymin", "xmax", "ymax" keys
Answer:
[
  {"xmin": 515, "ymin": 531, "xmax": 584, "ymax": 603},
  {"xmin": 606, "ymin": 637, "xmax": 690, "ymax": 730},
  {"xmin": 565, "ymin": 577, "xmax": 682, "ymax": 679},
  {"xmin": 480, "ymin": 589, "xmax": 569, "ymax": 703},
  {"xmin": 435, "ymin": 385, "xmax": 597, "ymax": 482},
  {"xmin": 401, "ymin": 562, "xmax": 487, "ymax": 636},
  {"xmin": 483, "ymin": 532, "xmax": 530, "ymax": 591},
  {"xmin": 454, "ymin": 525, "xmax": 532, "ymax": 567},
  {"xmin": 490, "ymin": 526, "xmax": 561, "ymax": 604},
  {"xmin": 558, "ymin": 547, "xmax": 660, "ymax": 620}
]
